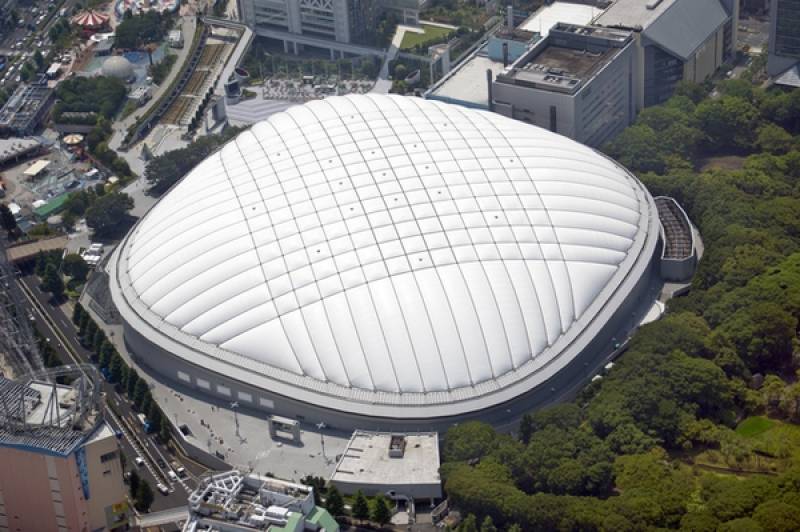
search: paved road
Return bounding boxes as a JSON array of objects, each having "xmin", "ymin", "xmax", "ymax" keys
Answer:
[
  {"xmin": 14, "ymin": 271, "xmax": 204, "ymax": 515},
  {"xmin": 133, "ymin": 506, "xmax": 189, "ymax": 528}
]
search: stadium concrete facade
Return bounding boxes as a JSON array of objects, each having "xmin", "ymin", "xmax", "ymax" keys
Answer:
[{"xmin": 109, "ymin": 95, "xmax": 662, "ymax": 430}]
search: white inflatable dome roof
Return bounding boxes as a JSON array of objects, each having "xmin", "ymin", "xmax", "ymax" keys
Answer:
[
  {"xmin": 115, "ymin": 95, "xmax": 655, "ymax": 414},
  {"xmin": 102, "ymin": 55, "xmax": 133, "ymax": 80}
]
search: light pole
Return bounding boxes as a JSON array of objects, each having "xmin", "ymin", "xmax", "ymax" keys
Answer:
[
  {"xmin": 316, "ymin": 421, "xmax": 326, "ymax": 461},
  {"xmin": 231, "ymin": 401, "xmax": 239, "ymax": 438}
]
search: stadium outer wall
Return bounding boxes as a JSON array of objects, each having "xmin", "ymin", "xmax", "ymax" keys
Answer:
[{"xmin": 110, "ymin": 208, "xmax": 661, "ymax": 434}]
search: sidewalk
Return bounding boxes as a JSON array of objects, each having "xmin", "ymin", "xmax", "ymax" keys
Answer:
[{"xmin": 373, "ymin": 24, "xmax": 423, "ymax": 94}]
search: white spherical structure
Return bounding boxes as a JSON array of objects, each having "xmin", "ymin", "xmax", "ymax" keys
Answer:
[
  {"xmin": 110, "ymin": 95, "xmax": 660, "ymax": 428},
  {"xmin": 102, "ymin": 56, "xmax": 134, "ymax": 80}
]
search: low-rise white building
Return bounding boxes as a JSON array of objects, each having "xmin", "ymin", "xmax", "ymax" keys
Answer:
[
  {"xmin": 184, "ymin": 471, "xmax": 339, "ymax": 532},
  {"xmin": 330, "ymin": 431, "xmax": 442, "ymax": 504}
]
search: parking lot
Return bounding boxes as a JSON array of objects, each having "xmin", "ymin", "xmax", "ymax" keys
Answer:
[{"xmin": 0, "ymin": 0, "xmax": 76, "ymax": 88}]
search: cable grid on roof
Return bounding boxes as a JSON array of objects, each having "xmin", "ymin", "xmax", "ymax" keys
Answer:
[{"xmin": 122, "ymin": 95, "xmax": 647, "ymax": 396}]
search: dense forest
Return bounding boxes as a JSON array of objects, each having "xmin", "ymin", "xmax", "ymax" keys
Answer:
[{"xmin": 441, "ymin": 70, "xmax": 800, "ymax": 530}]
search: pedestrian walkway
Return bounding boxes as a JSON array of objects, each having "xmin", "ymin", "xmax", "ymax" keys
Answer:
[{"xmin": 109, "ymin": 15, "xmax": 197, "ymax": 159}]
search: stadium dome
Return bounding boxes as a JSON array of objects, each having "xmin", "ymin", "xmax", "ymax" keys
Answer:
[
  {"xmin": 101, "ymin": 56, "xmax": 134, "ymax": 81},
  {"xmin": 110, "ymin": 95, "xmax": 660, "ymax": 427}
]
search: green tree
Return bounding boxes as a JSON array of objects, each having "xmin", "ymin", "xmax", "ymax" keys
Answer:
[
  {"xmin": 695, "ymin": 96, "xmax": 760, "ymax": 150},
  {"xmin": 518, "ymin": 413, "xmax": 534, "ymax": 444},
  {"xmin": 756, "ymin": 123, "xmax": 794, "ymax": 155},
  {"xmin": 752, "ymin": 500, "xmax": 800, "ymax": 531},
  {"xmin": 127, "ymin": 369, "xmax": 139, "ymax": 399},
  {"xmin": 35, "ymin": 252, "xmax": 47, "ymax": 277},
  {"xmin": 135, "ymin": 480, "xmax": 154, "ymax": 511},
  {"xmin": 63, "ymin": 254, "xmax": 90, "ymax": 282},
  {"xmin": 351, "ymin": 490, "xmax": 369, "ymax": 522},
  {"xmin": 479, "ymin": 515, "xmax": 497, "ymax": 532},
  {"xmin": 92, "ymin": 327, "xmax": 105, "ymax": 355},
  {"xmin": 109, "ymin": 353, "xmax": 124, "ymax": 383},
  {"xmin": 99, "ymin": 340, "xmax": 114, "ymax": 370},
  {"xmin": 443, "ymin": 422, "xmax": 497, "ymax": 462},
  {"xmin": 147, "ymin": 400, "xmax": 162, "ymax": 428},
  {"xmin": 78, "ymin": 311, "xmax": 90, "ymax": 339},
  {"xmin": 324, "ymin": 485, "xmax": 344, "ymax": 517},
  {"xmin": 85, "ymin": 193, "xmax": 134, "ymax": 237},
  {"xmin": 393, "ymin": 63, "xmax": 407, "ymax": 80},
  {"xmin": 0, "ymin": 203, "xmax": 17, "ymax": 235},
  {"xmin": 370, "ymin": 494, "xmax": 391, "ymax": 526},
  {"xmin": 159, "ymin": 416, "xmax": 171, "ymax": 442},
  {"xmin": 42, "ymin": 263, "xmax": 64, "ymax": 298},
  {"xmin": 145, "ymin": 128, "xmax": 242, "ymax": 195},
  {"xmin": 71, "ymin": 303, "xmax": 84, "ymax": 326},
  {"xmin": 718, "ymin": 517, "xmax": 764, "ymax": 532},
  {"xmin": 128, "ymin": 468, "xmax": 140, "ymax": 498},
  {"xmin": 133, "ymin": 376, "xmax": 148, "ymax": 408},
  {"xmin": 82, "ymin": 319, "xmax": 97, "ymax": 347},
  {"xmin": 459, "ymin": 514, "xmax": 478, "ymax": 532},
  {"xmin": 141, "ymin": 392, "xmax": 152, "ymax": 418},
  {"xmin": 717, "ymin": 302, "xmax": 798, "ymax": 372}
]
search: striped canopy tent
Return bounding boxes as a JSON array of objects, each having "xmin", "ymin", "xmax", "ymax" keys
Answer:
[{"xmin": 71, "ymin": 10, "xmax": 110, "ymax": 29}]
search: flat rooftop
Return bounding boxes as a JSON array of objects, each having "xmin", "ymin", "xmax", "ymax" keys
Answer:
[
  {"xmin": 0, "ymin": 137, "xmax": 40, "ymax": 164},
  {"xmin": 506, "ymin": 44, "xmax": 618, "ymax": 91},
  {"xmin": 0, "ymin": 83, "xmax": 52, "ymax": 132},
  {"xmin": 331, "ymin": 431, "xmax": 441, "ymax": 487},
  {"xmin": 520, "ymin": 1, "xmax": 602, "ymax": 37},
  {"xmin": 426, "ymin": 46, "xmax": 505, "ymax": 108},
  {"xmin": 498, "ymin": 24, "xmax": 631, "ymax": 94}
]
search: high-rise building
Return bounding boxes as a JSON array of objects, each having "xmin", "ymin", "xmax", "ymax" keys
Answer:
[
  {"xmin": 237, "ymin": 0, "xmax": 419, "ymax": 52},
  {"xmin": 0, "ymin": 371, "xmax": 128, "ymax": 532},
  {"xmin": 767, "ymin": 0, "xmax": 800, "ymax": 84}
]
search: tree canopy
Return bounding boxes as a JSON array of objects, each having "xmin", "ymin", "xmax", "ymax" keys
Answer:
[
  {"xmin": 85, "ymin": 192, "xmax": 134, "ymax": 237},
  {"xmin": 144, "ymin": 127, "xmax": 244, "ymax": 195},
  {"xmin": 442, "ymin": 71, "xmax": 800, "ymax": 530}
]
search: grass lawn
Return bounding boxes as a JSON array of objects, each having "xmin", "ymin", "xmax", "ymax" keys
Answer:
[
  {"xmin": 400, "ymin": 24, "xmax": 455, "ymax": 50},
  {"xmin": 736, "ymin": 417, "xmax": 800, "ymax": 459},
  {"xmin": 736, "ymin": 416, "xmax": 775, "ymax": 437}
]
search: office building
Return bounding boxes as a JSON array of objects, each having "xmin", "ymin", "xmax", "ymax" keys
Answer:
[
  {"xmin": 0, "ymin": 79, "xmax": 55, "ymax": 136},
  {"xmin": 492, "ymin": 23, "xmax": 636, "ymax": 147},
  {"xmin": 0, "ymin": 370, "xmax": 128, "ymax": 532},
  {"xmin": 594, "ymin": 0, "xmax": 739, "ymax": 107},
  {"xmin": 767, "ymin": 0, "xmax": 800, "ymax": 85},
  {"xmin": 237, "ymin": 0, "xmax": 419, "ymax": 50}
]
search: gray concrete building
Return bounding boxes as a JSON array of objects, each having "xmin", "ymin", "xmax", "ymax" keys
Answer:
[
  {"xmin": 594, "ymin": 0, "xmax": 739, "ymax": 107},
  {"xmin": 767, "ymin": 0, "xmax": 800, "ymax": 86},
  {"xmin": 492, "ymin": 23, "xmax": 636, "ymax": 148},
  {"xmin": 330, "ymin": 432, "xmax": 442, "ymax": 503}
]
